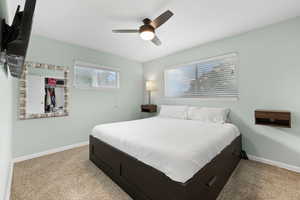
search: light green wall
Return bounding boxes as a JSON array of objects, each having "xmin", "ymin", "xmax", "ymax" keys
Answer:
[
  {"xmin": 13, "ymin": 35, "xmax": 144, "ymax": 157},
  {"xmin": 7, "ymin": 3, "xmax": 300, "ymax": 170},
  {"xmin": 0, "ymin": 0, "xmax": 7, "ymax": 18},
  {"xmin": 143, "ymin": 17, "xmax": 300, "ymax": 167},
  {"xmin": 0, "ymin": 0, "xmax": 13, "ymax": 199}
]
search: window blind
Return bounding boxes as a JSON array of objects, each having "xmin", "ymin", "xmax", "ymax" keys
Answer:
[
  {"xmin": 74, "ymin": 61, "xmax": 120, "ymax": 89},
  {"xmin": 164, "ymin": 53, "xmax": 238, "ymax": 98}
]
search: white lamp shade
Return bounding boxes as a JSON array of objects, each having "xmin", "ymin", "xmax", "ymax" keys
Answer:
[{"xmin": 146, "ymin": 80, "xmax": 155, "ymax": 91}]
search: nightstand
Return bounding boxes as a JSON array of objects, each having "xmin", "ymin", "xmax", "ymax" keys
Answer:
[
  {"xmin": 255, "ymin": 110, "xmax": 291, "ymax": 128},
  {"xmin": 141, "ymin": 104, "xmax": 157, "ymax": 113}
]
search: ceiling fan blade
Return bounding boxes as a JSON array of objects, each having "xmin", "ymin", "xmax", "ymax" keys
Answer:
[
  {"xmin": 150, "ymin": 10, "xmax": 174, "ymax": 29},
  {"xmin": 112, "ymin": 29, "xmax": 139, "ymax": 33},
  {"xmin": 151, "ymin": 36, "xmax": 162, "ymax": 46}
]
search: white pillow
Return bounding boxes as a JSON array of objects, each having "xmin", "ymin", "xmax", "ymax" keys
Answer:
[
  {"xmin": 187, "ymin": 107, "xmax": 202, "ymax": 120},
  {"xmin": 187, "ymin": 107, "xmax": 230, "ymax": 123},
  {"xmin": 159, "ymin": 105, "xmax": 188, "ymax": 119}
]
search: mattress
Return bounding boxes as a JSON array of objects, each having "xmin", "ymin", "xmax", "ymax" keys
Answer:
[{"xmin": 91, "ymin": 117, "xmax": 240, "ymax": 183}]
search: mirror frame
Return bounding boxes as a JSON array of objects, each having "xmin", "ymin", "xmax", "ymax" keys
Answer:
[{"xmin": 19, "ymin": 61, "xmax": 70, "ymax": 120}]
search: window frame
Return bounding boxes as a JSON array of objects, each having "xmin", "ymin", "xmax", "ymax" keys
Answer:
[
  {"xmin": 163, "ymin": 53, "xmax": 239, "ymax": 100},
  {"xmin": 73, "ymin": 61, "xmax": 120, "ymax": 90}
]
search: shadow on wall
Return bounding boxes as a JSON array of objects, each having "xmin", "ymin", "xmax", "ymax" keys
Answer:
[{"xmin": 234, "ymin": 114, "xmax": 300, "ymax": 167}]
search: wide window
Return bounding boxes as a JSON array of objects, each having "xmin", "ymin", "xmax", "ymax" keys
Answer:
[
  {"xmin": 74, "ymin": 61, "xmax": 120, "ymax": 89},
  {"xmin": 164, "ymin": 53, "xmax": 238, "ymax": 98}
]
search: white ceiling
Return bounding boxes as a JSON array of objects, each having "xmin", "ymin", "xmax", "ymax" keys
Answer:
[{"xmin": 7, "ymin": 0, "xmax": 300, "ymax": 62}]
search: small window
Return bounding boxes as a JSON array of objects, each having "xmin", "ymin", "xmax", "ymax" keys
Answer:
[
  {"xmin": 74, "ymin": 61, "xmax": 120, "ymax": 89},
  {"xmin": 164, "ymin": 53, "xmax": 238, "ymax": 98}
]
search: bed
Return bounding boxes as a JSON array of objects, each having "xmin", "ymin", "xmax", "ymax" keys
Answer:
[{"xmin": 90, "ymin": 117, "xmax": 242, "ymax": 200}]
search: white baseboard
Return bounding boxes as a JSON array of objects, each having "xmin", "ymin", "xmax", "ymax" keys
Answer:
[
  {"xmin": 248, "ymin": 154, "xmax": 300, "ymax": 173},
  {"xmin": 5, "ymin": 161, "xmax": 14, "ymax": 200},
  {"xmin": 13, "ymin": 141, "xmax": 89, "ymax": 163}
]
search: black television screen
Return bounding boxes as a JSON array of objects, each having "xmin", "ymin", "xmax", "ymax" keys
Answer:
[{"xmin": 1, "ymin": 0, "xmax": 36, "ymax": 78}]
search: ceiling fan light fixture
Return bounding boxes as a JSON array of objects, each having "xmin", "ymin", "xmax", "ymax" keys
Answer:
[
  {"xmin": 140, "ymin": 31, "xmax": 155, "ymax": 41},
  {"xmin": 112, "ymin": 10, "xmax": 173, "ymax": 45},
  {"xmin": 139, "ymin": 25, "xmax": 155, "ymax": 41}
]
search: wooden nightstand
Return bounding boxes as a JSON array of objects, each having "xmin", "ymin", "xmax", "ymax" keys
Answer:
[
  {"xmin": 255, "ymin": 110, "xmax": 291, "ymax": 128},
  {"xmin": 141, "ymin": 105, "xmax": 157, "ymax": 113}
]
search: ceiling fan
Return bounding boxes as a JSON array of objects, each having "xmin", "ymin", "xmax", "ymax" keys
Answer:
[{"xmin": 112, "ymin": 10, "xmax": 174, "ymax": 46}]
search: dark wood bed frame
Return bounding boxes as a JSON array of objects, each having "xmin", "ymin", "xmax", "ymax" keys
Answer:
[{"xmin": 90, "ymin": 135, "xmax": 242, "ymax": 200}]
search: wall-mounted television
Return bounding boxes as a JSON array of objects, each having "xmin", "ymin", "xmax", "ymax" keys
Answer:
[{"xmin": 0, "ymin": 0, "xmax": 36, "ymax": 78}]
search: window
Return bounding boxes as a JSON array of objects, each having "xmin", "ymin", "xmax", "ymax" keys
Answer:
[
  {"xmin": 164, "ymin": 53, "xmax": 238, "ymax": 98},
  {"xmin": 74, "ymin": 61, "xmax": 120, "ymax": 89}
]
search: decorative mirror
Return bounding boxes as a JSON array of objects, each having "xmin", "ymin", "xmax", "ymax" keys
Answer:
[{"xmin": 19, "ymin": 62, "xmax": 69, "ymax": 120}]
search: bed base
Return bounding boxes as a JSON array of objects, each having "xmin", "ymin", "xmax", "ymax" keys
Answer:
[{"xmin": 90, "ymin": 135, "xmax": 242, "ymax": 200}]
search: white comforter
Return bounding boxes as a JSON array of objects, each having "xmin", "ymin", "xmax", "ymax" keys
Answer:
[{"xmin": 91, "ymin": 117, "xmax": 240, "ymax": 183}]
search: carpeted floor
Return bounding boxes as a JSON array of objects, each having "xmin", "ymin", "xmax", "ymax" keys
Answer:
[{"xmin": 11, "ymin": 146, "xmax": 300, "ymax": 200}]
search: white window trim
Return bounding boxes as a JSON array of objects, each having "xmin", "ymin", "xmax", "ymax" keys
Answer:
[
  {"xmin": 162, "ymin": 96, "xmax": 239, "ymax": 101},
  {"xmin": 164, "ymin": 52, "xmax": 238, "ymax": 70},
  {"xmin": 73, "ymin": 60, "xmax": 120, "ymax": 90},
  {"xmin": 163, "ymin": 52, "xmax": 239, "ymax": 100}
]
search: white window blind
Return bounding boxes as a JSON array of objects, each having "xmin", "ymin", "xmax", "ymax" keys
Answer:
[
  {"xmin": 74, "ymin": 61, "xmax": 120, "ymax": 89},
  {"xmin": 164, "ymin": 53, "xmax": 238, "ymax": 98}
]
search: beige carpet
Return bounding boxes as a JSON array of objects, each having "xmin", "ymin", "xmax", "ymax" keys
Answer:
[{"xmin": 11, "ymin": 146, "xmax": 300, "ymax": 200}]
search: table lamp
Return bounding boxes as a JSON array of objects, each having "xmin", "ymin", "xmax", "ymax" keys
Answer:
[{"xmin": 145, "ymin": 80, "xmax": 155, "ymax": 105}]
